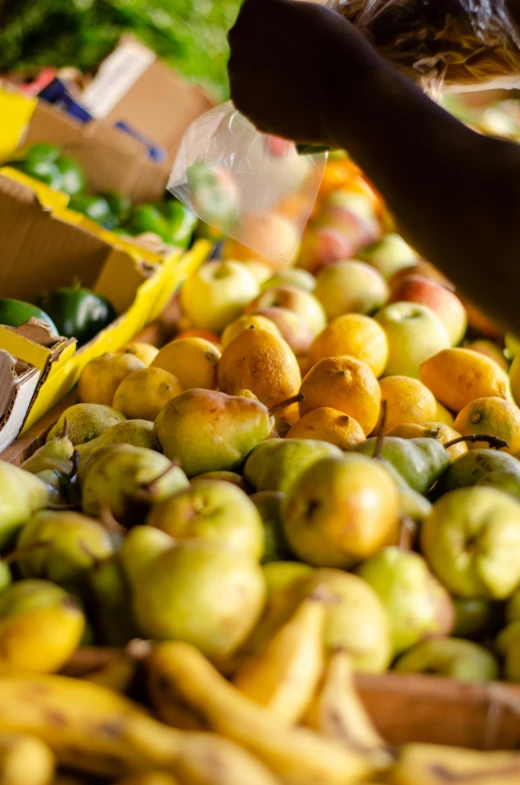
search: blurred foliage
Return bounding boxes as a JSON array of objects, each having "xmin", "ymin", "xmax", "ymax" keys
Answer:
[{"xmin": 0, "ymin": 0, "xmax": 241, "ymax": 99}]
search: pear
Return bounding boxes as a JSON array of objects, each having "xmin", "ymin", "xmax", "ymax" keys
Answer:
[
  {"xmin": 453, "ymin": 598, "xmax": 496, "ymax": 640},
  {"xmin": 154, "ymin": 389, "xmax": 273, "ymax": 477},
  {"xmin": 120, "ymin": 525, "xmax": 174, "ymax": 586},
  {"xmin": 437, "ymin": 449, "xmax": 520, "ymax": 494},
  {"xmin": 244, "ymin": 438, "xmax": 343, "ymax": 494},
  {"xmin": 394, "ymin": 637, "xmax": 499, "ymax": 682},
  {"xmin": 127, "ymin": 538, "xmax": 266, "ymax": 659},
  {"xmin": 76, "ymin": 419, "xmax": 155, "ymax": 485},
  {"xmin": 379, "ymin": 459, "xmax": 432, "ymax": 523},
  {"xmin": 476, "ymin": 470, "xmax": 520, "ymax": 499},
  {"xmin": 250, "ymin": 491, "xmax": 292, "ymax": 563},
  {"xmin": 357, "ymin": 547, "xmax": 455, "ymax": 656},
  {"xmin": 356, "ymin": 436, "xmax": 450, "ymax": 495},
  {"xmin": 47, "ymin": 404, "xmax": 126, "ymax": 446},
  {"xmin": 21, "ymin": 427, "xmax": 74, "ymax": 475},
  {"xmin": 16, "ymin": 510, "xmax": 116, "ymax": 592},
  {"xmin": 0, "ymin": 562, "xmax": 11, "ymax": 593},
  {"xmin": 262, "ymin": 561, "xmax": 314, "ymax": 596},
  {"xmin": 0, "ymin": 463, "xmax": 49, "ymax": 551},
  {"xmin": 217, "ymin": 326, "xmax": 301, "ymax": 410},
  {"xmin": 89, "ymin": 554, "xmax": 138, "ymax": 646},
  {"xmin": 146, "ymin": 480, "xmax": 265, "ymax": 560},
  {"xmin": 82, "ymin": 444, "xmax": 189, "ymax": 526},
  {"xmin": 36, "ymin": 469, "xmax": 77, "ymax": 506},
  {"xmin": 496, "ymin": 621, "xmax": 520, "ymax": 681},
  {"xmin": 191, "ymin": 471, "xmax": 247, "ymax": 490}
]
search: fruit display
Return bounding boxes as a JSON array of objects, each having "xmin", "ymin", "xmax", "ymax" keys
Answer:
[{"xmin": 3, "ymin": 144, "xmax": 520, "ymax": 782}]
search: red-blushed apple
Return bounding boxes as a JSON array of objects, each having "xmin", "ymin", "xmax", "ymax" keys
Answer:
[
  {"xmin": 252, "ymin": 306, "xmax": 314, "ymax": 356},
  {"xmin": 323, "ymin": 188, "xmax": 380, "ymax": 235},
  {"xmin": 390, "ymin": 274, "xmax": 468, "ymax": 346},
  {"xmin": 389, "ymin": 260, "xmax": 454, "ymax": 291},
  {"xmin": 298, "ymin": 226, "xmax": 356, "ymax": 274},
  {"xmin": 375, "ymin": 301, "xmax": 450, "ymax": 378},
  {"xmin": 245, "ymin": 285, "xmax": 327, "ymax": 337},
  {"xmin": 358, "ymin": 233, "xmax": 418, "ymax": 280},
  {"xmin": 261, "ymin": 268, "xmax": 316, "ymax": 293},
  {"xmin": 314, "ymin": 260, "xmax": 389, "ymax": 319}
]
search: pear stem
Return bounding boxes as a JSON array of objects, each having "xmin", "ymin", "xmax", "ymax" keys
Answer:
[
  {"xmin": 443, "ymin": 434, "xmax": 509, "ymax": 451},
  {"xmin": 139, "ymin": 459, "xmax": 181, "ymax": 497},
  {"xmin": 373, "ymin": 400, "xmax": 388, "ymax": 460},
  {"xmin": 398, "ymin": 516, "xmax": 416, "ymax": 551},
  {"xmin": 268, "ymin": 393, "xmax": 304, "ymax": 417},
  {"xmin": 60, "ymin": 418, "xmax": 70, "ymax": 440},
  {"xmin": 2, "ymin": 540, "xmax": 50, "ymax": 565}
]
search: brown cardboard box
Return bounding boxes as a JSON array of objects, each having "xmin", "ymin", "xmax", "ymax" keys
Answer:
[{"xmin": 0, "ymin": 348, "xmax": 41, "ymax": 453}]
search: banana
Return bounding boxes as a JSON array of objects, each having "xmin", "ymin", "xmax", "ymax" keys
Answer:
[
  {"xmin": 233, "ymin": 595, "xmax": 325, "ymax": 724},
  {"xmin": 391, "ymin": 743, "xmax": 520, "ymax": 785},
  {"xmin": 147, "ymin": 641, "xmax": 376, "ymax": 785},
  {"xmin": 0, "ymin": 732, "xmax": 55, "ymax": 785},
  {"xmin": 0, "ymin": 603, "xmax": 84, "ymax": 675},
  {"xmin": 0, "ymin": 674, "xmax": 182, "ymax": 778},
  {"xmin": 302, "ymin": 649, "xmax": 388, "ymax": 757},
  {"xmin": 114, "ymin": 774, "xmax": 180, "ymax": 785},
  {"xmin": 84, "ymin": 655, "xmax": 137, "ymax": 694},
  {"xmin": 174, "ymin": 732, "xmax": 281, "ymax": 785}
]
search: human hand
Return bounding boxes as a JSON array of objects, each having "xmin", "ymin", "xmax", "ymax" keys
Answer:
[{"xmin": 228, "ymin": 0, "xmax": 379, "ymax": 147}]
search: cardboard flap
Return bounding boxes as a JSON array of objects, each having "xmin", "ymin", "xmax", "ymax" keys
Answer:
[
  {"xmin": 0, "ymin": 349, "xmax": 37, "ymax": 419},
  {"xmin": 0, "ymin": 324, "xmax": 75, "ymax": 371},
  {"xmin": 0, "ymin": 348, "xmax": 41, "ymax": 452},
  {"xmin": 9, "ymin": 318, "xmax": 63, "ymax": 348}
]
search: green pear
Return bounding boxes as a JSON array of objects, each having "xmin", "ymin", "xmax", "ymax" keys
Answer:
[
  {"xmin": 438, "ymin": 449, "xmax": 520, "ymax": 494},
  {"xmin": 154, "ymin": 389, "xmax": 273, "ymax": 477},
  {"xmin": 244, "ymin": 438, "xmax": 342, "ymax": 494},
  {"xmin": 453, "ymin": 598, "xmax": 496, "ymax": 640},
  {"xmin": 262, "ymin": 561, "xmax": 314, "ymax": 596},
  {"xmin": 36, "ymin": 469, "xmax": 77, "ymax": 506},
  {"xmin": 394, "ymin": 638, "xmax": 499, "ymax": 682},
  {"xmin": 0, "ymin": 562, "xmax": 11, "ymax": 593},
  {"xmin": 89, "ymin": 554, "xmax": 138, "ymax": 646},
  {"xmin": 82, "ymin": 444, "xmax": 189, "ymax": 526},
  {"xmin": 476, "ymin": 470, "xmax": 520, "ymax": 499},
  {"xmin": 191, "ymin": 471, "xmax": 247, "ymax": 490},
  {"xmin": 507, "ymin": 587, "xmax": 520, "ymax": 623},
  {"xmin": 47, "ymin": 404, "xmax": 126, "ymax": 446},
  {"xmin": 0, "ymin": 579, "xmax": 76, "ymax": 617},
  {"xmin": 496, "ymin": 621, "xmax": 520, "ymax": 681},
  {"xmin": 251, "ymin": 491, "xmax": 292, "ymax": 563},
  {"xmin": 422, "ymin": 487, "xmax": 520, "ymax": 599},
  {"xmin": 21, "ymin": 430, "xmax": 74, "ymax": 475},
  {"xmin": 146, "ymin": 480, "xmax": 265, "ymax": 560},
  {"xmin": 0, "ymin": 463, "xmax": 49, "ymax": 551},
  {"xmin": 16, "ymin": 510, "xmax": 116, "ymax": 592},
  {"xmin": 76, "ymin": 419, "xmax": 155, "ymax": 485},
  {"xmin": 355, "ymin": 436, "xmax": 450, "ymax": 495},
  {"xmin": 130, "ymin": 539, "xmax": 266, "ymax": 659},
  {"xmin": 120, "ymin": 525, "xmax": 174, "ymax": 586},
  {"xmin": 357, "ymin": 547, "xmax": 455, "ymax": 656},
  {"xmin": 379, "ymin": 459, "xmax": 432, "ymax": 522}
]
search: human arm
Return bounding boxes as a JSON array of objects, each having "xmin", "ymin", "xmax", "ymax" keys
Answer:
[{"xmin": 228, "ymin": 0, "xmax": 520, "ymax": 333}]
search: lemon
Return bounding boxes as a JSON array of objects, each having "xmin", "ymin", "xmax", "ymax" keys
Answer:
[
  {"xmin": 308, "ymin": 314, "xmax": 388, "ymax": 377},
  {"xmin": 152, "ymin": 338, "xmax": 221, "ymax": 391},
  {"xmin": 454, "ymin": 397, "xmax": 520, "ymax": 454},
  {"xmin": 287, "ymin": 407, "xmax": 365, "ymax": 450},
  {"xmin": 378, "ymin": 376, "xmax": 437, "ymax": 433}
]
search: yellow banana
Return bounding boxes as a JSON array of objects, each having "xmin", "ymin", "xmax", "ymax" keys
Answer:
[
  {"xmin": 0, "ymin": 674, "xmax": 182, "ymax": 778},
  {"xmin": 391, "ymin": 743, "xmax": 520, "ymax": 785},
  {"xmin": 0, "ymin": 732, "xmax": 55, "ymax": 785},
  {"xmin": 0, "ymin": 604, "xmax": 84, "ymax": 675},
  {"xmin": 113, "ymin": 774, "xmax": 180, "ymax": 785},
  {"xmin": 302, "ymin": 649, "xmax": 388, "ymax": 757},
  {"xmin": 174, "ymin": 732, "xmax": 281, "ymax": 785},
  {"xmin": 147, "ymin": 641, "xmax": 375, "ymax": 785},
  {"xmin": 233, "ymin": 595, "xmax": 325, "ymax": 724},
  {"xmin": 84, "ymin": 655, "xmax": 137, "ymax": 694}
]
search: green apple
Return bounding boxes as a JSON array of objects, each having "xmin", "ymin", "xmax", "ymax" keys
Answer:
[
  {"xmin": 357, "ymin": 547, "xmax": 454, "ymax": 656},
  {"xmin": 180, "ymin": 260, "xmax": 259, "ymax": 333},
  {"xmin": 422, "ymin": 487, "xmax": 520, "ymax": 599},
  {"xmin": 394, "ymin": 637, "xmax": 499, "ymax": 682},
  {"xmin": 358, "ymin": 233, "xmax": 418, "ymax": 280},
  {"xmin": 314, "ymin": 260, "xmax": 389, "ymax": 320},
  {"xmin": 375, "ymin": 302, "xmax": 450, "ymax": 378}
]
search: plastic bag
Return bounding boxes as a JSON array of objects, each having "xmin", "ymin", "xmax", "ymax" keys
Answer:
[
  {"xmin": 169, "ymin": 101, "xmax": 327, "ymax": 266},
  {"xmin": 331, "ymin": 0, "xmax": 520, "ymax": 94}
]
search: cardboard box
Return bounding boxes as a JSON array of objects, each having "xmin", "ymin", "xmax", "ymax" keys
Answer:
[
  {"xmin": 0, "ymin": 347, "xmax": 41, "ymax": 453},
  {"xmin": 0, "ymin": 39, "xmax": 215, "ymax": 201},
  {"xmin": 0, "ymin": 168, "xmax": 211, "ymax": 439}
]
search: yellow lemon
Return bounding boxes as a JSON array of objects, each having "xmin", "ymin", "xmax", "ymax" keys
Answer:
[
  {"xmin": 465, "ymin": 339, "xmax": 509, "ymax": 372},
  {"xmin": 378, "ymin": 376, "xmax": 437, "ymax": 433},
  {"xmin": 117, "ymin": 341, "xmax": 159, "ymax": 366},
  {"xmin": 221, "ymin": 315, "xmax": 281, "ymax": 350},
  {"xmin": 435, "ymin": 401, "xmax": 455, "ymax": 426},
  {"xmin": 308, "ymin": 313, "xmax": 388, "ymax": 377},
  {"xmin": 420, "ymin": 348, "xmax": 508, "ymax": 413},
  {"xmin": 152, "ymin": 337, "xmax": 221, "ymax": 391},
  {"xmin": 387, "ymin": 421, "xmax": 468, "ymax": 461},
  {"xmin": 453, "ymin": 397, "xmax": 520, "ymax": 454},
  {"xmin": 287, "ymin": 407, "xmax": 365, "ymax": 450},
  {"xmin": 113, "ymin": 367, "xmax": 182, "ymax": 421},
  {"xmin": 78, "ymin": 353, "xmax": 145, "ymax": 406},
  {"xmin": 299, "ymin": 356, "xmax": 380, "ymax": 435}
]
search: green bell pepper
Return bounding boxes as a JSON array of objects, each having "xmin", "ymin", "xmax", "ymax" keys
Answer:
[
  {"xmin": 0, "ymin": 298, "xmax": 57, "ymax": 334},
  {"xmin": 36, "ymin": 286, "xmax": 116, "ymax": 347},
  {"xmin": 158, "ymin": 200, "xmax": 198, "ymax": 247}
]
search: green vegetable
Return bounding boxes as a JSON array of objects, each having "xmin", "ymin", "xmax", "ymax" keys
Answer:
[
  {"xmin": 55, "ymin": 156, "xmax": 87, "ymax": 196},
  {"xmin": 24, "ymin": 142, "xmax": 61, "ymax": 164},
  {"xmin": 36, "ymin": 285, "xmax": 116, "ymax": 347},
  {"xmin": 124, "ymin": 204, "xmax": 168, "ymax": 238},
  {"xmin": 158, "ymin": 200, "xmax": 197, "ymax": 246},
  {"xmin": 13, "ymin": 159, "xmax": 63, "ymax": 190},
  {"xmin": 0, "ymin": 298, "xmax": 58, "ymax": 334},
  {"xmin": 68, "ymin": 194, "xmax": 117, "ymax": 229},
  {"xmin": 100, "ymin": 191, "xmax": 132, "ymax": 222}
]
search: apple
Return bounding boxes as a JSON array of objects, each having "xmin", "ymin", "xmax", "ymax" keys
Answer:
[
  {"xmin": 314, "ymin": 260, "xmax": 389, "ymax": 320},
  {"xmin": 240, "ymin": 260, "xmax": 274, "ymax": 284},
  {"xmin": 375, "ymin": 301, "xmax": 450, "ymax": 378},
  {"xmin": 389, "ymin": 261, "xmax": 454, "ymax": 291},
  {"xmin": 393, "ymin": 637, "xmax": 499, "ymax": 682},
  {"xmin": 261, "ymin": 268, "xmax": 316, "ymax": 293},
  {"xmin": 298, "ymin": 223, "xmax": 369, "ymax": 274},
  {"xmin": 324, "ymin": 188, "xmax": 380, "ymax": 233},
  {"xmin": 421, "ymin": 486, "xmax": 520, "ymax": 599},
  {"xmin": 389, "ymin": 274, "xmax": 468, "ymax": 346},
  {"xmin": 222, "ymin": 212, "xmax": 301, "ymax": 270},
  {"xmin": 357, "ymin": 233, "xmax": 418, "ymax": 279},
  {"xmin": 252, "ymin": 307, "xmax": 314, "ymax": 356},
  {"xmin": 246, "ymin": 285, "xmax": 327, "ymax": 337},
  {"xmin": 180, "ymin": 260, "xmax": 259, "ymax": 333},
  {"xmin": 357, "ymin": 547, "xmax": 455, "ymax": 656}
]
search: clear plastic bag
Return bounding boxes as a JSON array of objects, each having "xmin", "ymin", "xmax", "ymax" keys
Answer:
[
  {"xmin": 168, "ymin": 101, "xmax": 327, "ymax": 266},
  {"xmin": 331, "ymin": 0, "xmax": 520, "ymax": 95}
]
